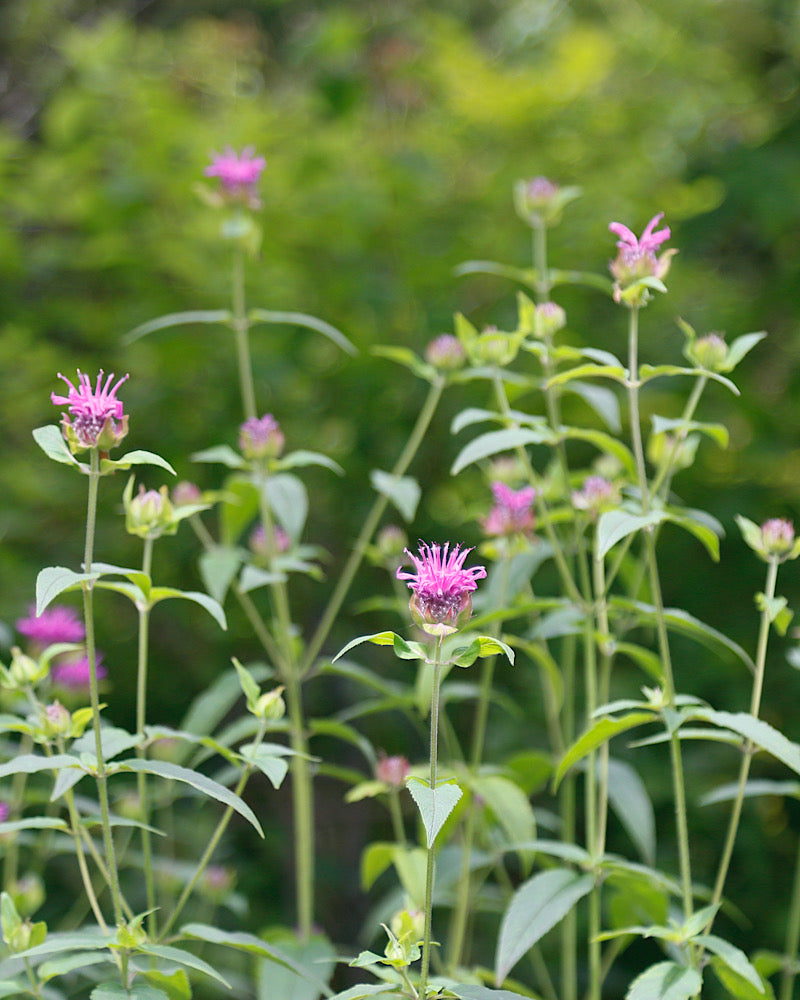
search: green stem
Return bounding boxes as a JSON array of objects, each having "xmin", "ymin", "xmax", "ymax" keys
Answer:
[
  {"xmin": 419, "ymin": 638, "xmax": 444, "ymax": 999},
  {"xmin": 708, "ymin": 557, "xmax": 779, "ymax": 925},
  {"xmin": 300, "ymin": 376, "xmax": 445, "ymax": 677},
  {"xmin": 232, "ymin": 243, "xmax": 257, "ymax": 421},
  {"xmin": 781, "ymin": 830, "xmax": 800, "ymax": 1000},
  {"xmin": 158, "ymin": 718, "xmax": 269, "ymax": 941},
  {"xmin": 626, "ymin": 305, "xmax": 693, "ymax": 921},
  {"xmin": 83, "ymin": 448, "xmax": 125, "ymax": 930},
  {"xmin": 137, "ymin": 536, "xmax": 156, "ymax": 937}
]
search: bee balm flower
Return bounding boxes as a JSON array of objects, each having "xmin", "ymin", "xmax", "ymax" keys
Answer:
[
  {"xmin": 205, "ymin": 147, "xmax": 266, "ymax": 207},
  {"xmin": 397, "ymin": 541, "xmax": 486, "ymax": 632},
  {"xmin": 51, "ymin": 370, "xmax": 129, "ymax": 452},
  {"xmin": 482, "ymin": 482, "xmax": 536, "ymax": 537},
  {"xmin": 17, "ymin": 604, "xmax": 85, "ymax": 649},
  {"xmin": 608, "ymin": 213, "xmax": 676, "ymax": 305}
]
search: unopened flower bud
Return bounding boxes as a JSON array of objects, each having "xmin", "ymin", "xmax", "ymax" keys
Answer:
[
  {"xmin": 125, "ymin": 482, "xmax": 176, "ymax": 539},
  {"xmin": 255, "ymin": 685, "xmax": 286, "ymax": 721},
  {"xmin": 691, "ymin": 333, "xmax": 728, "ymax": 372},
  {"xmin": 9, "ymin": 647, "xmax": 46, "ymax": 687},
  {"xmin": 473, "ymin": 326, "xmax": 519, "ymax": 367},
  {"xmin": 571, "ymin": 476, "xmax": 619, "ymax": 517},
  {"xmin": 239, "ymin": 414, "xmax": 284, "ymax": 460},
  {"xmin": 425, "ymin": 334, "xmax": 466, "ymax": 371},
  {"xmin": 647, "ymin": 432, "xmax": 698, "ymax": 472},
  {"xmin": 375, "ymin": 525, "xmax": 408, "ymax": 569},
  {"xmin": 514, "ymin": 177, "xmax": 560, "ymax": 228},
  {"xmin": 43, "ymin": 701, "xmax": 71, "ymax": 740},
  {"xmin": 533, "ymin": 302, "xmax": 567, "ymax": 340},
  {"xmin": 762, "ymin": 518, "xmax": 795, "ymax": 558},
  {"xmin": 10, "ymin": 874, "xmax": 45, "ymax": 918},
  {"xmin": 172, "ymin": 481, "xmax": 203, "ymax": 506},
  {"xmin": 249, "ymin": 523, "xmax": 290, "ymax": 562},
  {"xmin": 376, "ymin": 753, "xmax": 411, "ymax": 788}
]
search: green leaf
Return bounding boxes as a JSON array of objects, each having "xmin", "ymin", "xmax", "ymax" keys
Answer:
[
  {"xmin": 280, "ymin": 450, "xmax": 344, "ymax": 475},
  {"xmin": 562, "ymin": 428, "xmax": 636, "ymax": 479},
  {"xmin": 626, "ymin": 961, "xmax": 702, "ymax": 1000},
  {"xmin": 406, "ymin": 777, "xmax": 463, "ymax": 847},
  {"xmin": 32, "ymin": 424, "xmax": 80, "ymax": 466},
  {"xmin": 755, "ymin": 593, "xmax": 793, "ymax": 635},
  {"xmin": 256, "ymin": 929, "xmax": 336, "ymax": 1000},
  {"xmin": 248, "ymin": 308, "xmax": 356, "ymax": 355},
  {"xmin": 91, "ymin": 985, "xmax": 168, "ymax": 1000},
  {"xmin": 36, "ymin": 566, "xmax": 98, "ymax": 614},
  {"xmin": 722, "ymin": 331, "xmax": 767, "ymax": 372},
  {"xmin": 239, "ymin": 745, "xmax": 289, "ymax": 789},
  {"xmin": 142, "ymin": 969, "xmax": 191, "ymax": 1000},
  {"xmin": 495, "ymin": 869, "xmax": 594, "ymax": 982},
  {"xmin": 115, "ymin": 759, "xmax": 263, "ymax": 836},
  {"xmin": 472, "ymin": 774, "xmax": 536, "ymax": 847},
  {"xmin": 149, "ymin": 587, "xmax": 227, "ymax": 630},
  {"xmin": 554, "ymin": 713, "xmax": 656, "ymax": 789},
  {"xmin": 136, "ymin": 942, "xmax": 230, "ymax": 988},
  {"xmin": 709, "ymin": 955, "xmax": 774, "ymax": 1000},
  {"xmin": 597, "ymin": 509, "xmax": 666, "ymax": 559},
  {"xmin": 454, "ymin": 986, "xmax": 535, "ymax": 1000},
  {"xmin": 0, "ymin": 817, "xmax": 68, "ymax": 834},
  {"xmin": 607, "ymin": 757, "xmax": 656, "ymax": 865},
  {"xmin": 391, "ymin": 845, "xmax": 428, "ymax": 907},
  {"xmin": 100, "ymin": 450, "xmax": 176, "ymax": 475},
  {"xmin": 0, "ymin": 753, "xmax": 80, "ymax": 781},
  {"xmin": 454, "ymin": 259, "xmax": 537, "ymax": 287},
  {"xmin": 691, "ymin": 709, "xmax": 800, "ymax": 776},
  {"xmin": 191, "ymin": 444, "xmax": 247, "ymax": 468},
  {"xmin": 332, "ymin": 631, "xmax": 425, "ymax": 663},
  {"xmin": 369, "ymin": 470, "xmax": 421, "ymax": 522},
  {"xmin": 180, "ymin": 924, "xmax": 334, "ymax": 996},
  {"xmin": 651, "ymin": 414, "xmax": 729, "ymax": 450},
  {"xmin": 264, "ymin": 473, "xmax": 308, "ymax": 541},
  {"xmin": 694, "ymin": 935, "xmax": 764, "ymax": 992},
  {"xmin": 563, "ymin": 381, "xmax": 621, "ymax": 432},
  {"xmin": 546, "ymin": 362, "xmax": 627, "ymax": 389},
  {"xmin": 451, "ymin": 427, "xmax": 551, "ymax": 475},
  {"xmin": 700, "ymin": 778, "xmax": 800, "ymax": 807},
  {"xmin": 199, "ymin": 546, "xmax": 243, "ymax": 605},
  {"xmin": 371, "ymin": 344, "xmax": 433, "ymax": 380},
  {"xmin": 124, "ymin": 309, "xmax": 233, "ymax": 344},
  {"xmin": 324, "ymin": 986, "xmax": 398, "ymax": 1000},
  {"xmin": 640, "ymin": 363, "xmax": 740, "ymax": 395},
  {"xmin": 662, "ymin": 509, "xmax": 722, "ymax": 562}
]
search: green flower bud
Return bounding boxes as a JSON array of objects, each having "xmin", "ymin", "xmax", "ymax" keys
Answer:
[
  {"xmin": 124, "ymin": 478, "xmax": 177, "ymax": 540},
  {"xmin": 255, "ymin": 685, "xmax": 286, "ymax": 721},
  {"xmin": 8, "ymin": 647, "xmax": 47, "ymax": 687}
]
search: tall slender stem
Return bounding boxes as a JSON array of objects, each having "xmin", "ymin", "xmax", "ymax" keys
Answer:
[
  {"xmin": 419, "ymin": 638, "xmax": 444, "ymax": 999},
  {"xmin": 83, "ymin": 449, "xmax": 125, "ymax": 930},
  {"xmin": 232, "ymin": 244, "xmax": 257, "ymax": 421},
  {"xmin": 136, "ymin": 536, "xmax": 156, "ymax": 937},
  {"xmin": 781, "ymin": 831, "xmax": 800, "ymax": 1000}
]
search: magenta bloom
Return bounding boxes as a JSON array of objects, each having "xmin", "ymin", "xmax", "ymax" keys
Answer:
[
  {"xmin": 51, "ymin": 370, "xmax": 129, "ymax": 451},
  {"xmin": 483, "ymin": 482, "xmax": 536, "ymax": 537},
  {"xmin": 51, "ymin": 653, "xmax": 107, "ymax": 690},
  {"xmin": 572, "ymin": 476, "xmax": 619, "ymax": 516},
  {"xmin": 376, "ymin": 753, "xmax": 411, "ymax": 788},
  {"xmin": 761, "ymin": 518, "xmax": 795, "ymax": 557},
  {"xmin": 397, "ymin": 541, "xmax": 486, "ymax": 628},
  {"xmin": 0, "ymin": 802, "xmax": 9, "ymax": 824},
  {"xmin": 608, "ymin": 213, "xmax": 676, "ymax": 304},
  {"xmin": 17, "ymin": 604, "xmax": 85, "ymax": 648},
  {"xmin": 239, "ymin": 414, "xmax": 284, "ymax": 459},
  {"xmin": 205, "ymin": 147, "xmax": 266, "ymax": 206}
]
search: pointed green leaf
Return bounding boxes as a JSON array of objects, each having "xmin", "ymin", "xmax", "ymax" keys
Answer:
[
  {"xmin": 722, "ymin": 331, "xmax": 767, "ymax": 372},
  {"xmin": 248, "ymin": 309, "xmax": 356, "ymax": 355},
  {"xmin": 451, "ymin": 427, "xmax": 551, "ymax": 475},
  {"xmin": 563, "ymin": 428, "xmax": 636, "ymax": 478},
  {"xmin": 116, "ymin": 759, "xmax": 263, "ymax": 836},
  {"xmin": 239, "ymin": 745, "xmax": 289, "ymax": 789},
  {"xmin": 0, "ymin": 753, "xmax": 80, "ymax": 781},
  {"xmin": 695, "ymin": 935, "xmax": 763, "ymax": 992},
  {"xmin": 91, "ymin": 985, "xmax": 168, "ymax": 1000},
  {"xmin": 607, "ymin": 757, "xmax": 656, "ymax": 865},
  {"xmin": 264, "ymin": 473, "xmax": 308, "ymax": 541},
  {"xmin": 191, "ymin": 444, "xmax": 247, "ymax": 468},
  {"xmin": 454, "ymin": 986, "xmax": 535, "ymax": 1000},
  {"xmin": 454, "ymin": 259, "xmax": 537, "ymax": 287},
  {"xmin": 691, "ymin": 709, "xmax": 800, "ymax": 776},
  {"xmin": 32, "ymin": 425, "xmax": 80, "ymax": 466},
  {"xmin": 626, "ymin": 961, "xmax": 703, "ymax": 1000},
  {"xmin": 124, "ymin": 309, "xmax": 233, "ymax": 344},
  {"xmin": 369, "ymin": 470, "xmax": 421, "ymax": 522},
  {"xmin": 199, "ymin": 546, "xmax": 243, "ymax": 606},
  {"xmin": 100, "ymin": 451, "xmax": 176, "ymax": 475},
  {"xmin": 597, "ymin": 510, "xmax": 666, "ymax": 559},
  {"xmin": 406, "ymin": 777, "xmax": 463, "ymax": 847},
  {"xmin": 142, "ymin": 969, "xmax": 191, "ymax": 1000},
  {"xmin": 149, "ymin": 587, "xmax": 227, "ymax": 630},
  {"xmin": 280, "ymin": 450, "xmax": 344, "ymax": 475},
  {"xmin": 563, "ymin": 381, "xmax": 621, "ymax": 432},
  {"xmin": 256, "ymin": 929, "xmax": 336, "ymax": 1000},
  {"xmin": 495, "ymin": 869, "xmax": 594, "ymax": 982},
  {"xmin": 472, "ymin": 774, "xmax": 536, "ymax": 846},
  {"xmin": 555, "ymin": 713, "xmax": 656, "ymax": 789},
  {"xmin": 546, "ymin": 363, "xmax": 627, "ymax": 389},
  {"xmin": 709, "ymin": 955, "xmax": 773, "ymax": 1000},
  {"xmin": 36, "ymin": 566, "xmax": 98, "ymax": 614},
  {"xmin": 136, "ymin": 942, "xmax": 229, "ymax": 988}
]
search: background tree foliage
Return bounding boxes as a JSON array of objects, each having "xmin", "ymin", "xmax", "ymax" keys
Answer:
[{"xmin": 2, "ymin": 0, "xmax": 800, "ymax": 967}]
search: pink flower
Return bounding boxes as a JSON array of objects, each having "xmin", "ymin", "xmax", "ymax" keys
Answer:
[
  {"xmin": 425, "ymin": 335, "xmax": 466, "ymax": 371},
  {"xmin": 17, "ymin": 604, "xmax": 85, "ymax": 648},
  {"xmin": 761, "ymin": 518, "xmax": 795, "ymax": 557},
  {"xmin": 205, "ymin": 147, "xmax": 266, "ymax": 206},
  {"xmin": 239, "ymin": 414, "xmax": 284, "ymax": 460},
  {"xmin": 0, "ymin": 802, "xmax": 9, "ymax": 824},
  {"xmin": 51, "ymin": 653, "xmax": 107, "ymax": 690},
  {"xmin": 376, "ymin": 753, "xmax": 411, "ymax": 788},
  {"xmin": 571, "ymin": 476, "xmax": 619, "ymax": 516},
  {"xmin": 397, "ymin": 541, "xmax": 486, "ymax": 628},
  {"xmin": 482, "ymin": 482, "xmax": 536, "ymax": 537},
  {"xmin": 51, "ymin": 370, "xmax": 129, "ymax": 451},
  {"xmin": 608, "ymin": 213, "xmax": 676, "ymax": 304}
]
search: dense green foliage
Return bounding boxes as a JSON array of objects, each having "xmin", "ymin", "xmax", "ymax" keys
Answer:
[{"xmin": 2, "ymin": 0, "xmax": 800, "ymax": 988}]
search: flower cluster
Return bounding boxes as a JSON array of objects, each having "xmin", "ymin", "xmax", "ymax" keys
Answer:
[
  {"xmin": 397, "ymin": 541, "xmax": 486, "ymax": 631},
  {"xmin": 608, "ymin": 213, "xmax": 676, "ymax": 305},
  {"xmin": 482, "ymin": 482, "xmax": 536, "ymax": 537},
  {"xmin": 205, "ymin": 147, "xmax": 266, "ymax": 208},
  {"xmin": 14, "ymin": 605, "xmax": 106, "ymax": 692},
  {"xmin": 51, "ymin": 370, "xmax": 129, "ymax": 452}
]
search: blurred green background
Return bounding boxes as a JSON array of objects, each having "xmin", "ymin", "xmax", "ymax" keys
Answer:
[{"xmin": 2, "ymin": 0, "xmax": 800, "ymax": 982}]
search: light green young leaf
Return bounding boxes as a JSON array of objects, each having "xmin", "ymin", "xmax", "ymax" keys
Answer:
[
  {"xmin": 495, "ymin": 868, "xmax": 594, "ymax": 983},
  {"xmin": 563, "ymin": 381, "xmax": 621, "ymax": 432},
  {"xmin": 180, "ymin": 924, "xmax": 334, "ymax": 996},
  {"xmin": 472, "ymin": 774, "xmax": 536, "ymax": 847},
  {"xmin": 454, "ymin": 986, "xmax": 536, "ymax": 1000},
  {"xmin": 124, "ymin": 309, "xmax": 233, "ymax": 344},
  {"xmin": 722, "ymin": 331, "xmax": 767, "ymax": 372},
  {"xmin": 651, "ymin": 415, "xmax": 729, "ymax": 450},
  {"xmin": 32, "ymin": 425, "xmax": 80, "ymax": 466},
  {"xmin": 36, "ymin": 566, "xmax": 99, "ymax": 615},
  {"xmin": 546, "ymin": 362, "xmax": 627, "ymax": 389},
  {"xmin": 626, "ymin": 961, "xmax": 702, "ymax": 1000},
  {"xmin": 606, "ymin": 757, "xmax": 656, "ymax": 866},
  {"xmin": 597, "ymin": 510, "xmax": 666, "ymax": 559},
  {"xmin": 451, "ymin": 427, "xmax": 551, "ymax": 475},
  {"xmin": 0, "ymin": 753, "xmax": 81, "ymax": 781},
  {"xmin": 406, "ymin": 777, "xmax": 463, "ymax": 847},
  {"xmin": 239, "ymin": 745, "xmax": 289, "ymax": 790},
  {"xmin": 370, "ymin": 345, "xmax": 433, "ymax": 381},
  {"xmin": 264, "ymin": 473, "xmax": 308, "ymax": 542},
  {"xmin": 149, "ymin": 587, "xmax": 227, "ymax": 630},
  {"xmin": 694, "ymin": 935, "xmax": 764, "ymax": 992},
  {"xmin": 91, "ymin": 985, "xmax": 168, "ymax": 1000},
  {"xmin": 562, "ymin": 428, "xmax": 636, "ymax": 479},
  {"xmin": 116, "ymin": 759, "xmax": 263, "ymax": 836},
  {"xmin": 199, "ymin": 546, "xmax": 243, "ymax": 606},
  {"xmin": 708, "ymin": 955, "xmax": 774, "ymax": 1000},
  {"xmin": 755, "ymin": 593, "xmax": 793, "ymax": 635},
  {"xmin": 191, "ymin": 444, "xmax": 247, "ymax": 468},
  {"xmin": 100, "ymin": 450, "xmax": 176, "ymax": 475},
  {"xmin": 248, "ymin": 308, "xmax": 356, "ymax": 356},
  {"xmin": 554, "ymin": 713, "xmax": 657, "ymax": 789},
  {"xmin": 136, "ymin": 942, "xmax": 230, "ymax": 988},
  {"xmin": 369, "ymin": 470, "xmax": 421, "ymax": 523},
  {"xmin": 691, "ymin": 709, "xmax": 800, "ymax": 776},
  {"xmin": 281, "ymin": 450, "xmax": 344, "ymax": 475}
]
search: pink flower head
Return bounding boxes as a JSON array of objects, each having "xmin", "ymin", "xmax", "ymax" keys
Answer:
[
  {"xmin": 51, "ymin": 652, "xmax": 107, "ymax": 690},
  {"xmin": 761, "ymin": 518, "xmax": 795, "ymax": 557},
  {"xmin": 397, "ymin": 541, "xmax": 486, "ymax": 629},
  {"xmin": 376, "ymin": 753, "xmax": 411, "ymax": 788},
  {"xmin": 571, "ymin": 475, "xmax": 619, "ymax": 517},
  {"xmin": 51, "ymin": 370, "xmax": 129, "ymax": 451},
  {"xmin": 482, "ymin": 482, "xmax": 536, "ymax": 537},
  {"xmin": 17, "ymin": 604, "xmax": 85, "ymax": 649},
  {"xmin": 0, "ymin": 802, "xmax": 9, "ymax": 823},
  {"xmin": 205, "ymin": 147, "xmax": 266, "ymax": 206},
  {"xmin": 425, "ymin": 334, "xmax": 466, "ymax": 371},
  {"xmin": 239, "ymin": 414, "xmax": 284, "ymax": 460},
  {"xmin": 608, "ymin": 213, "xmax": 676, "ymax": 304}
]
